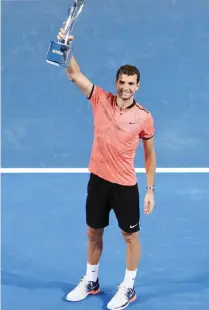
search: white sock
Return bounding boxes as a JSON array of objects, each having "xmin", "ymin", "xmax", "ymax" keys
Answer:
[
  {"xmin": 86, "ymin": 262, "xmax": 99, "ymax": 282},
  {"xmin": 123, "ymin": 269, "xmax": 137, "ymax": 289}
]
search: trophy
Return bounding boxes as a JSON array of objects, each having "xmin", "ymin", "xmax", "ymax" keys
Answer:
[{"xmin": 46, "ymin": 0, "xmax": 85, "ymax": 68}]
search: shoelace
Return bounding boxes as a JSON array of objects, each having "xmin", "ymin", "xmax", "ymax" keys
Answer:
[
  {"xmin": 73, "ymin": 276, "xmax": 89, "ymax": 294},
  {"xmin": 74, "ymin": 276, "xmax": 97, "ymax": 294},
  {"xmin": 114, "ymin": 285, "xmax": 132, "ymax": 299}
]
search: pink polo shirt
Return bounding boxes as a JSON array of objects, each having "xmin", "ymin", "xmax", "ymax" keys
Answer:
[{"xmin": 88, "ymin": 86, "xmax": 154, "ymax": 185}]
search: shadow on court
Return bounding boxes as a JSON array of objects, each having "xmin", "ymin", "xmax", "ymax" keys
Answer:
[
  {"xmin": 2, "ymin": 270, "xmax": 209, "ymax": 308},
  {"xmin": 1, "ymin": 271, "xmax": 70, "ymax": 294},
  {"xmin": 1, "ymin": 270, "xmax": 111, "ymax": 308}
]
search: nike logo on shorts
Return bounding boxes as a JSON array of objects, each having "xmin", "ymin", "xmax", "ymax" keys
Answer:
[{"xmin": 130, "ymin": 224, "xmax": 138, "ymax": 228}]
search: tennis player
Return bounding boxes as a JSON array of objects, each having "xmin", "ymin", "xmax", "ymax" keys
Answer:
[{"xmin": 57, "ymin": 30, "xmax": 156, "ymax": 310}]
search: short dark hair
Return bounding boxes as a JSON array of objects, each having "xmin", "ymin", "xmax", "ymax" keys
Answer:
[{"xmin": 116, "ymin": 65, "xmax": 140, "ymax": 84}]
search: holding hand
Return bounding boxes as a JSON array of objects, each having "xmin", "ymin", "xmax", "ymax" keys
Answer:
[{"xmin": 57, "ymin": 24, "xmax": 74, "ymax": 44}]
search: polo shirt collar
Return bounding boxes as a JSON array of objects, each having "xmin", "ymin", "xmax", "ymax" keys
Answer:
[{"xmin": 116, "ymin": 99, "xmax": 136, "ymax": 109}]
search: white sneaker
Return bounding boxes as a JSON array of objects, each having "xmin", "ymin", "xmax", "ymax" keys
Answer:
[
  {"xmin": 66, "ymin": 275, "xmax": 100, "ymax": 302},
  {"xmin": 107, "ymin": 283, "xmax": 136, "ymax": 310}
]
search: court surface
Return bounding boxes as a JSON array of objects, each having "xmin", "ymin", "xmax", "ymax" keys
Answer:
[
  {"xmin": 1, "ymin": 1, "xmax": 209, "ymax": 310},
  {"xmin": 1, "ymin": 173, "xmax": 209, "ymax": 310}
]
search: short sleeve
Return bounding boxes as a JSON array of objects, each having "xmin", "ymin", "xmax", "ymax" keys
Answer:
[
  {"xmin": 140, "ymin": 113, "xmax": 155, "ymax": 140},
  {"xmin": 88, "ymin": 85, "xmax": 106, "ymax": 107}
]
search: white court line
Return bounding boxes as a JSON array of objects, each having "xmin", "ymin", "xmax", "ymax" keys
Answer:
[{"xmin": 0, "ymin": 168, "xmax": 209, "ymax": 174}]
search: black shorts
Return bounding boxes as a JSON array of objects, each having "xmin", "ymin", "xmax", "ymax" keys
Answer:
[{"xmin": 86, "ymin": 173, "xmax": 140, "ymax": 233}]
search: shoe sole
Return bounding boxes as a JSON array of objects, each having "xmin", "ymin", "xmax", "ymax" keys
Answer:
[
  {"xmin": 66, "ymin": 288, "xmax": 100, "ymax": 302},
  {"xmin": 89, "ymin": 288, "xmax": 100, "ymax": 296},
  {"xmin": 107, "ymin": 294, "xmax": 137, "ymax": 310}
]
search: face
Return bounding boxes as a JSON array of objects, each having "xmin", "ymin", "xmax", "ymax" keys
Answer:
[{"xmin": 116, "ymin": 74, "xmax": 140, "ymax": 100}]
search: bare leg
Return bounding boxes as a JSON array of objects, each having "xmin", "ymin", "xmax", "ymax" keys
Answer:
[
  {"xmin": 87, "ymin": 226, "xmax": 104, "ymax": 265},
  {"xmin": 122, "ymin": 231, "xmax": 141, "ymax": 270}
]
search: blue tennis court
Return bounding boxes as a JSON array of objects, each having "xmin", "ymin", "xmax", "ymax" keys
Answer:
[
  {"xmin": 2, "ymin": 173, "xmax": 209, "ymax": 310},
  {"xmin": 1, "ymin": 1, "xmax": 209, "ymax": 310}
]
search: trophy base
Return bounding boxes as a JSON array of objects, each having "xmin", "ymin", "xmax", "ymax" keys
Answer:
[{"xmin": 46, "ymin": 41, "xmax": 71, "ymax": 68}]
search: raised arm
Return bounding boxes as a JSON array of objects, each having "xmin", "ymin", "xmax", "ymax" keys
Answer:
[
  {"xmin": 57, "ymin": 29, "xmax": 93, "ymax": 98},
  {"xmin": 66, "ymin": 54, "xmax": 93, "ymax": 98}
]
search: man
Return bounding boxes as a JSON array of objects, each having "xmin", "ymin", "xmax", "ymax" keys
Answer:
[{"xmin": 57, "ymin": 29, "xmax": 156, "ymax": 310}]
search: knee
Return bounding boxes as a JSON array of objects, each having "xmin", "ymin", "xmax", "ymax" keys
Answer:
[
  {"xmin": 87, "ymin": 227, "xmax": 104, "ymax": 245},
  {"xmin": 122, "ymin": 231, "xmax": 139, "ymax": 244}
]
